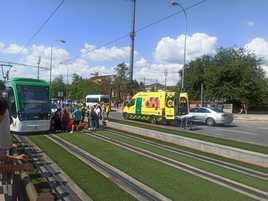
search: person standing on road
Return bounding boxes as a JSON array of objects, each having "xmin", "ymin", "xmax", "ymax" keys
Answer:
[
  {"xmin": 94, "ymin": 104, "xmax": 101, "ymax": 128},
  {"xmin": 104, "ymin": 103, "xmax": 111, "ymax": 120},
  {"xmin": 61, "ymin": 108, "xmax": 70, "ymax": 132},
  {"xmin": 71, "ymin": 107, "xmax": 82, "ymax": 133},
  {"xmin": 86, "ymin": 106, "xmax": 92, "ymax": 131},
  {"xmin": 90, "ymin": 106, "xmax": 98, "ymax": 131}
]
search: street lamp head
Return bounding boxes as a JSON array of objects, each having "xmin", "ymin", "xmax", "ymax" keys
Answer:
[{"xmin": 170, "ymin": 0, "xmax": 179, "ymax": 6}]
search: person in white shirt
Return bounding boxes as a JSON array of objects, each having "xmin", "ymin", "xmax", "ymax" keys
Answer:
[
  {"xmin": 0, "ymin": 84, "xmax": 28, "ymax": 168},
  {"xmin": 0, "ymin": 81, "xmax": 11, "ymax": 154},
  {"xmin": 0, "ymin": 98, "xmax": 11, "ymax": 153}
]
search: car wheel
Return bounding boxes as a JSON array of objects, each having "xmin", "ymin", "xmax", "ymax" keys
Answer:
[
  {"xmin": 206, "ymin": 118, "xmax": 215, "ymax": 126},
  {"xmin": 123, "ymin": 113, "xmax": 129, "ymax": 120},
  {"xmin": 149, "ymin": 116, "xmax": 157, "ymax": 124}
]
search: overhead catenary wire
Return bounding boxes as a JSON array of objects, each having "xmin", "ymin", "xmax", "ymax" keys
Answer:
[
  {"xmin": 74, "ymin": 0, "xmax": 207, "ymax": 62},
  {"xmin": 14, "ymin": 0, "xmax": 65, "ymax": 59},
  {"xmin": 0, "ymin": 60, "xmax": 49, "ymax": 70}
]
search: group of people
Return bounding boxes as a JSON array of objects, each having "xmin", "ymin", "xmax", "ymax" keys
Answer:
[
  {"xmin": 51, "ymin": 108, "xmax": 72, "ymax": 132},
  {"xmin": 86, "ymin": 102, "xmax": 110, "ymax": 131},
  {"xmin": 50, "ymin": 102, "xmax": 111, "ymax": 133}
]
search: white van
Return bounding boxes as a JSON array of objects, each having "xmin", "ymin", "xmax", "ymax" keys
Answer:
[{"xmin": 85, "ymin": 94, "xmax": 110, "ymax": 107}]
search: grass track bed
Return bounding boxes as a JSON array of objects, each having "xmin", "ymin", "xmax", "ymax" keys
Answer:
[
  {"xmin": 108, "ymin": 127, "xmax": 268, "ymax": 174},
  {"xmin": 98, "ymin": 129, "xmax": 268, "ymax": 192},
  {"xmin": 29, "ymin": 135, "xmax": 137, "ymax": 201},
  {"xmin": 61, "ymin": 133, "xmax": 255, "ymax": 201},
  {"xmin": 111, "ymin": 119, "xmax": 268, "ymax": 155}
]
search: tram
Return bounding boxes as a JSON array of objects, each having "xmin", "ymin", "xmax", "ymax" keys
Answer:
[{"xmin": 5, "ymin": 77, "xmax": 50, "ymax": 133}]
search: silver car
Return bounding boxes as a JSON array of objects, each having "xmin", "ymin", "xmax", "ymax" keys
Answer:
[{"xmin": 189, "ymin": 107, "xmax": 233, "ymax": 126}]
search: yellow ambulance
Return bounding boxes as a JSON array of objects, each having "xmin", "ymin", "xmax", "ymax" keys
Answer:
[{"xmin": 123, "ymin": 91, "xmax": 189, "ymax": 124}]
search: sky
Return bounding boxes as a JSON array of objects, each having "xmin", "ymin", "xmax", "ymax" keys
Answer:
[{"xmin": 0, "ymin": 0, "xmax": 268, "ymax": 85}]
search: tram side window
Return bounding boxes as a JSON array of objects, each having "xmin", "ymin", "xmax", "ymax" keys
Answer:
[{"xmin": 8, "ymin": 88, "xmax": 17, "ymax": 117}]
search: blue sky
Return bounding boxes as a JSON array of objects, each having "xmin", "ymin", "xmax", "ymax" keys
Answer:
[{"xmin": 0, "ymin": 0, "xmax": 267, "ymax": 85}]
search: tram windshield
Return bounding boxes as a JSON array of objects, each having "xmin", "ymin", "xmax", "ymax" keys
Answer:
[{"xmin": 18, "ymin": 85, "xmax": 49, "ymax": 120}]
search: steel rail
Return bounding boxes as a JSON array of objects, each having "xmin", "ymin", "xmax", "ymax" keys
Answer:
[
  {"xmin": 89, "ymin": 131, "xmax": 268, "ymax": 201},
  {"xmin": 48, "ymin": 134, "xmax": 167, "ymax": 201},
  {"xmin": 103, "ymin": 129, "xmax": 268, "ymax": 181}
]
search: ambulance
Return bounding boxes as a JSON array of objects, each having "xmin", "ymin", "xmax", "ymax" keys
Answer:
[{"xmin": 122, "ymin": 91, "xmax": 189, "ymax": 124}]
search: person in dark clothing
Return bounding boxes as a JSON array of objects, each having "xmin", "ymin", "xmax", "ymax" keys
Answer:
[
  {"xmin": 61, "ymin": 108, "xmax": 70, "ymax": 132},
  {"xmin": 86, "ymin": 106, "xmax": 91, "ymax": 130},
  {"xmin": 52, "ymin": 109, "xmax": 61, "ymax": 132},
  {"xmin": 90, "ymin": 106, "xmax": 98, "ymax": 131}
]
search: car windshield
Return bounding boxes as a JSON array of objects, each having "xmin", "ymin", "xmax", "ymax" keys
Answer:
[
  {"xmin": 100, "ymin": 97, "xmax": 109, "ymax": 103},
  {"xmin": 209, "ymin": 107, "xmax": 223, "ymax": 113},
  {"xmin": 86, "ymin": 98, "xmax": 99, "ymax": 103},
  {"xmin": 18, "ymin": 85, "xmax": 49, "ymax": 115}
]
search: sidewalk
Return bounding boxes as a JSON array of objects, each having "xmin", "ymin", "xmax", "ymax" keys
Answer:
[{"xmin": 233, "ymin": 114, "xmax": 268, "ymax": 122}]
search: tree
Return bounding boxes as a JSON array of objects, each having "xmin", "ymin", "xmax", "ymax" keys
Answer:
[
  {"xmin": 184, "ymin": 48, "xmax": 268, "ymax": 108},
  {"xmin": 51, "ymin": 75, "xmax": 66, "ymax": 98},
  {"xmin": 68, "ymin": 74, "xmax": 101, "ymax": 100},
  {"xmin": 113, "ymin": 63, "xmax": 129, "ymax": 101}
]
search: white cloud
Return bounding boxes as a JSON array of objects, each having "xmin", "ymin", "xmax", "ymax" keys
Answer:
[
  {"xmin": 245, "ymin": 37, "xmax": 268, "ymax": 63},
  {"xmin": 247, "ymin": 21, "xmax": 255, "ymax": 27},
  {"xmin": 0, "ymin": 42, "xmax": 28, "ymax": 55},
  {"xmin": 154, "ymin": 33, "xmax": 217, "ymax": 64},
  {"xmin": 0, "ymin": 42, "xmax": 5, "ymax": 50},
  {"xmin": 262, "ymin": 65, "xmax": 268, "ymax": 75},
  {"xmin": 81, "ymin": 43, "xmax": 131, "ymax": 61},
  {"xmin": 23, "ymin": 44, "xmax": 69, "ymax": 67},
  {"xmin": 59, "ymin": 59, "xmax": 113, "ymax": 80},
  {"xmin": 134, "ymin": 58, "xmax": 182, "ymax": 86},
  {"xmin": 245, "ymin": 37, "xmax": 268, "ymax": 76},
  {"xmin": 11, "ymin": 44, "xmax": 70, "ymax": 80}
]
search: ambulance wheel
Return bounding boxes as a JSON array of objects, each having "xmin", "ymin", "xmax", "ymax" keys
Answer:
[
  {"xmin": 123, "ymin": 113, "xmax": 129, "ymax": 120},
  {"xmin": 149, "ymin": 116, "xmax": 157, "ymax": 124},
  {"xmin": 161, "ymin": 118, "xmax": 168, "ymax": 125}
]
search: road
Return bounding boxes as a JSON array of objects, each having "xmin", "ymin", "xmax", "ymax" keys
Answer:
[{"xmin": 109, "ymin": 112, "xmax": 268, "ymax": 147}]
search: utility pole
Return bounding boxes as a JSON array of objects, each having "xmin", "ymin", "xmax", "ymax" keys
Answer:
[
  {"xmin": 164, "ymin": 69, "xmax": 168, "ymax": 90},
  {"xmin": 50, "ymin": 46, "xmax": 53, "ymax": 86},
  {"xmin": 1, "ymin": 65, "xmax": 5, "ymax": 80},
  {"xmin": 171, "ymin": 1, "xmax": 188, "ymax": 91},
  {"xmin": 0, "ymin": 64, "xmax": 12, "ymax": 80},
  {"xmin": 129, "ymin": 0, "xmax": 136, "ymax": 82},
  {"xmin": 37, "ymin": 56, "xmax": 41, "ymax": 79},
  {"xmin": 201, "ymin": 83, "xmax": 204, "ymax": 107}
]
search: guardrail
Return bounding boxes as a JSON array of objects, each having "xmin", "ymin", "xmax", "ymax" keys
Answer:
[{"xmin": 107, "ymin": 121, "xmax": 268, "ymax": 168}]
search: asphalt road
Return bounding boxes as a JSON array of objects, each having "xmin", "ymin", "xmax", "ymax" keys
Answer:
[{"xmin": 109, "ymin": 112, "xmax": 268, "ymax": 147}]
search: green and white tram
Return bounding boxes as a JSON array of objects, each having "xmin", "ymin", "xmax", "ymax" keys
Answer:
[{"xmin": 5, "ymin": 77, "xmax": 50, "ymax": 133}]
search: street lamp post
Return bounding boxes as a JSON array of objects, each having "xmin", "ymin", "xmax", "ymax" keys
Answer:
[
  {"xmin": 59, "ymin": 59, "xmax": 71, "ymax": 99},
  {"xmin": 37, "ymin": 56, "xmax": 41, "ymax": 79},
  {"xmin": 49, "ymin": 40, "xmax": 66, "ymax": 86},
  {"xmin": 170, "ymin": 1, "xmax": 188, "ymax": 91},
  {"xmin": 164, "ymin": 69, "xmax": 168, "ymax": 90}
]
